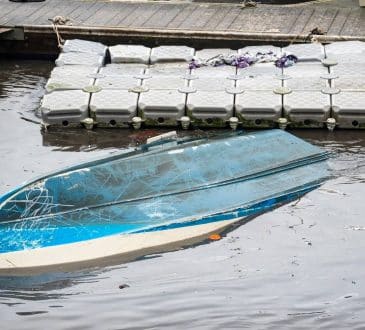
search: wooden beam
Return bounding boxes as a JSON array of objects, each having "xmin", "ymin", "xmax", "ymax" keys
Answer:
[
  {"xmin": 23, "ymin": 24, "xmax": 365, "ymax": 44},
  {"xmin": 0, "ymin": 28, "xmax": 12, "ymax": 35}
]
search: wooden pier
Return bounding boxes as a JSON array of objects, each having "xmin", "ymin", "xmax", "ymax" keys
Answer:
[{"xmin": 0, "ymin": 0, "xmax": 364, "ymax": 56}]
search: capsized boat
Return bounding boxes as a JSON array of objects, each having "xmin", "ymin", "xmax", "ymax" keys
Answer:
[{"xmin": 0, "ymin": 130, "xmax": 329, "ymax": 274}]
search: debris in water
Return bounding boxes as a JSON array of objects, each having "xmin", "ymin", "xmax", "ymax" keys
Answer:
[
  {"xmin": 20, "ymin": 116, "xmax": 41, "ymax": 125},
  {"xmin": 16, "ymin": 311, "xmax": 48, "ymax": 316},
  {"xmin": 288, "ymin": 311, "xmax": 325, "ymax": 316},
  {"xmin": 209, "ymin": 234, "xmax": 222, "ymax": 241},
  {"xmin": 345, "ymin": 225, "xmax": 365, "ymax": 231}
]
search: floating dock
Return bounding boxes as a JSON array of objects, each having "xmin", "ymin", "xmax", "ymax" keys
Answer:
[{"xmin": 39, "ymin": 39, "xmax": 365, "ymax": 130}]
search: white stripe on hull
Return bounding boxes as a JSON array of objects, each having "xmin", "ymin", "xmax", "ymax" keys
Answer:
[{"xmin": 0, "ymin": 218, "xmax": 242, "ymax": 275}]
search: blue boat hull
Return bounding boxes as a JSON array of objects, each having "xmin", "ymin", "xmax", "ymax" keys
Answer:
[{"xmin": 0, "ymin": 130, "xmax": 329, "ymax": 262}]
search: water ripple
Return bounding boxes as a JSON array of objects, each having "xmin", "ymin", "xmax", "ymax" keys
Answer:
[{"xmin": 0, "ymin": 61, "xmax": 365, "ymax": 329}]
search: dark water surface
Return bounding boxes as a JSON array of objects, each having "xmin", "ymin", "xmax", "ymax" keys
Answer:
[{"xmin": 0, "ymin": 59, "xmax": 365, "ymax": 329}]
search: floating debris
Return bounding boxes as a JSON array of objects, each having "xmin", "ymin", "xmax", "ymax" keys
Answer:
[{"xmin": 209, "ymin": 234, "xmax": 222, "ymax": 241}]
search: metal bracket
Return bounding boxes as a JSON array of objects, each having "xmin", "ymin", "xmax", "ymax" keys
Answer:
[
  {"xmin": 321, "ymin": 87, "xmax": 340, "ymax": 95},
  {"xmin": 275, "ymin": 74, "xmax": 292, "ymax": 81},
  {"xmin": 321, "ymin": 59, "xmax": 338, "ymax": 67},
  {"xmin": 226, "ymin": 87, "xmax": 245, "ymax": 95},
  {"xmin": 178, "ymin": 87, "xmax": 197, "ymax": 94},
  {"xmin": 320, "ymin": 73, "xmax": 339, "ymax": 80},
  {"xmin": 87, "ymin": 73, "xmax": 106, "ymax": 79},
  {"xmin": 129, "ymin": 86, "xmax": 149, "ymax": 93},
  {"xmin": 83, "ymin": 85, "xmax": 102, "ymax": 93},
  {"xmin": 227, "ymin": 74, "xmax": 245, "ymax": 81},
  {"xmin": 274, "ymin": 87, "xmax": 292, "ymax": 95},
  {"xmin": 182, "ymin": 74, "xmax": 198, "ymax": 80},
  {"xmin": 133, "ymin": 74, "xmax": 152, "ymax": 80}
]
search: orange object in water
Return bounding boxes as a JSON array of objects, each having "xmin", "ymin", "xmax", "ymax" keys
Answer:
[{"xmin": 209, "ymin": 234, "xmax": 221, "ymax": 241}]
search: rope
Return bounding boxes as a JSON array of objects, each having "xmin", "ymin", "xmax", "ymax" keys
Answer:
[
  {"xmin": 287, "ymin": 26, "xmax": 326, "ymax": 47},
  {"xmin": 48, "ymin": 16, "xmax": 71, "ymax": 49},
  {"xmin": 306, "ymin": 27, "xmax": 326, "ymax": 43}
]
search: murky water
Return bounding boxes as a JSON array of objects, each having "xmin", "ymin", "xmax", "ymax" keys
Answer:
[{"xmin": 0, "ymin": 59, "xmax": 365, "ymax": 329}]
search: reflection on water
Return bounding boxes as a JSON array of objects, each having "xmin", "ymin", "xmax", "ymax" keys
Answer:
[
  {"xmin": 41, "ymin": 127, "xmax": 232, "ymax": 151},
  {"xmin": 0, "ymin": 60, "xmax": 365, "ymax": 329},
  {"xmin": 42, "ymin": 128, "xmax": 174, "ymax": 151},
  {"xmin": 0, "ymin": 59, "xmax": 52, "ymax": 116},
  {"xmin": 0, "ymin": 265, "xmax": 124, "ymax": 301}
]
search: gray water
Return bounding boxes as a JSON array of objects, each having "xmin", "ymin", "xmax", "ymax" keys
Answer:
[{"xmin": 0, "ymin": 59, "xmax": 365, "ymax": 329}]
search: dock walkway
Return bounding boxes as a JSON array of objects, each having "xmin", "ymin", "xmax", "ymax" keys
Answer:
[{"xmin": 0, "ymin": 0, "xmax": 364, "ymax": 56}]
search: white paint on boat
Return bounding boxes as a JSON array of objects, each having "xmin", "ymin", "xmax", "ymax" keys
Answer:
[{"xmin": 0, "ymin": 218, "xmax": 241, "ymax": 275}]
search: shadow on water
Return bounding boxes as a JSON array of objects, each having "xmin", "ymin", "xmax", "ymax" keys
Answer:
[
  {"xmin": 41, "ymin": 127, "xmax": 230, "ymax": 151},
  {"xmin": 291, "ymin": 129, "xmax": 365, "ymax": 179},
  {"xmin": 42, "ymin": 128, "xmax": 174, "ymax": 151},
  {"xmin": 1, "ymin": 60, "xmax": 365, "ymax": 328},
  {"xmin": 0, "ymin": 205, "xmax": 275, "ymax": 303},
  {"xmin": 0, "ymin": 265, "xmax": 123, "ymax": 301},
  {"xmin": 41, "ymin": 127, "xmax": 365, "ymax": 157},
  {"xmin": 290, "ymin": 129, "xmax": 365, "ymax": 148},
  {"xmin": 0, "ymin": 208, "xmax": 284, "ymax": 302}
]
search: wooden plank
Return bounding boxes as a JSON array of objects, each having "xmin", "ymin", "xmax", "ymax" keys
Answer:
[
  {"xmin": 215, "ymin": 7, "xmax": 241, "ymax": 31},
  {"xmin": 0, "ymin": 0, "xmax": 364, "ymax": 42},
  {"xmin": 242, "ymin": 8, "xmax": 268, "ymax": 32},
  {"xmin": 10, "ymin": 0, "xmax": 61, "ymax": 26},
  {"xmin": 203, "ymin": 5, "xmax": 232, "ymax": 31},
  {"xmin": 107, "ymin": 3, "xmax": 137, "ymax": 27},
  {"xmin": 21, "ymin": 0, "xmax": 82, "ymax": 26},
  {"xmin": 99, "ymin": 3, "xmax": 132, "ymax": 27},
  {"xmin": 185, "ymin": 5, "xmax": 219, "ymax": 30},
  {"xmin": 290, "ymin": 7, "xmax": 314, "ymax": 35},
  {"xmin": 229, "ymin": 8, "xmax": 260, "ymax": 31},
  {"xmin": 285, "ymin": 7, "xmax": 304, "ymax": 35},
  {"xmin": 117, "ymin": 3, "xmax": 144, "ymax": 27},
  {"xmin": 142, "ymin": 4, "xmax": 184, "ymax": 29},
  {"xmin": 128, "ymin": 3, "xmax": 164, "ymax": 28},
  {"xmin": 271, "ymin": 7, "xmax": 303, "ymax": 34},
  {"xmin": 75, "ymin": 1, "xmax": 106, "ymax": 25},
  {"xmin": 358, "ymin": 11, "xmax": 365, "ymax": 36},
  {"xmin": 302, "ymin": 7, "xmax": 335, "ymax": 35},
  {"xmin": 163, "ymin": 4, "xmax": 188, "ymax": 28},
  {"xmin": 5, "ymin": 3, "xmax": 48, "ymax": 26},
  {"xmin": 327, "ymin": 8, "xmax": 351, "ymax": 36},
  {"xmin": 0, "ymin": 2, "xmax": 37, "ymax": 25},
  {"xmin": 166, "ymin": 4, "xmax": 199, "ymax": 29},
  {"xmin": 66, "ymin": 1, "xmax": 100, "ymax": 24},
  {"xmin": 247, "ymin": 8, "xmax": 278, "ymax": 33},
  {"xmin": 314, "ymin": 7, "xmax": 339, "ymax": 34},
  {"xmin": 178, "ymin": 4, "xmax": 212, "ymax": 30},
  {"xmin": 86, "ymin": 2, "xmax": 130, "ymax": 27},
  {"xmin": 7, "ymin": 1, "xmax": 52, "ymax": 25},
  {"xmin": 46, "ymin": 1, "xmax": 84, "ymax": 26},
  {"xmin": 340, "ymin": 8, "xmax": 364, "ymax": 36},
  {"xmin": 11, "ymin": 2, "xmax": 50, "ymax": 25},
  {"xmin": 0, "ymin": 27, "xmax": 12, "ymax": 35},
  {"xmin": 229, "ymin": 7, "xmax": 299, "ymax": 34},
  {"xmin": 0, "ymin": 1, "xmax": 23, "ymax": 21}
]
